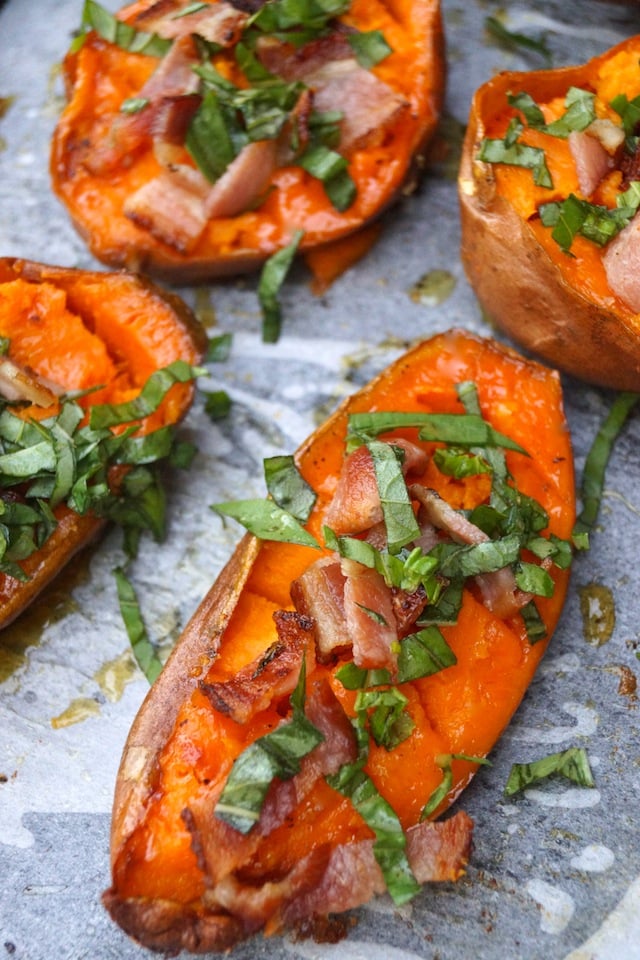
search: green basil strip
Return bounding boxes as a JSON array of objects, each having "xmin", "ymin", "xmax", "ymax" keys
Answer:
[
  {"xmin": 433, "ymin": 446, "xmax": 491, "ymax": 479},
  {"xmin": 520, "ymin": 599, "xmax": 547, "ymax": 643},
  {"xmin": 327, "ymin": 756, "xmax": 421, "ymax": 905},
  {"xmin": 347, "ymin": 30, "xmax": 392, "ymax": 68},
  {"xmin": 263, "ymin": 454, "xmax": 316, "ymax": 522},
  {"xmin": 504, "ymin": 746, "xmax": 594, "ymax": 797},
  {"xmin": 186, "ymin": 89, "xmax": 239, "ymax": 184},
  {"xmin": 544, "ymin": 86, "xmax": 596, "ymax": 138},
  {"xmin": 212, "ymin": 498, "xmax": 320, "ymax": 549},
  {"xmin": 80, "ymin": 0, "xmax": 171, "ymax": 56},
  {"xmin": 89, "ymin": 360, "xmax": 203, "ymax": 429},
  {"xmin": 258, "ymin": 230, "xmax": 303, "ymax": 343},
  {"xmin": 205, "ymin": 332, "xmax": 233, "ymax": 363},
  {"xmin": 0, "ymin": 440, "xmax": 56, "ymax": 480},
  {"xmin": 421, "ymin": 752, "xmax": 490, "ymax": 820},
  {"xmin": 514, "ymin": 561, "xmax": 555, "ymax": 597},
  {"xmin": 335, "ymin": 662, "xmax": 392, "ymax": 690},
  {"xmin": 610, "ymin": 92, "xmax": 640, "ymax": 136},
  {"xmin": 418, "ymin": 580, "xmax": 463, "ymax": 626},
  {"xmin": 120, "ymin": 97, "xmax": 150, "ymax": 115},
  {"xmin": 573, "ymin": 391, "xmax": 639, "ymax": 539},
  {"xmin": 478, "ymin": 133, "xmax": 553, "ymax": 188},
  {"xmin": 114, "ymin": 567, "xmax": 164, "ymax": 684},
  {"xmin": 203, "ymin": 390, "xmax": 232, "ymax": 422},
  {"xmin": 540, "ymin": 193, "xmax": 637, "ymax": 253},
  {"xmin": 355, "ymin": 687, "xmax": 415, "ymax": 750},
  {"xmin": 366, "ymin": 439, "xmax": 420, "ymax": 554},
  {"xmin": 324, "ymin": 529, "xmax": 440, "ymax": 598},
  {"xmin": 249, "ymin": 0, "xmax": 350, "ymax": 35},
  {"xmin": 215, "ymin": 662, "xmax": 324, "ymax": 833},
  {"xmin": 432, "ymin": 532, "xmax": 521, "ymax": 579},
  {"xmin": 297, "ymin": 145, "xmax": 356, "ymax": 212},
  {"xmin": 484, "ymin": 16, "xmax": 551, "ymax": 63},
  {"xmin": 347, "ymin": 410, "xmax": 526, "ymax": 454},
  {"xmin": 396, "ymin": 626, "xmax": 457, "ymax": 683}
]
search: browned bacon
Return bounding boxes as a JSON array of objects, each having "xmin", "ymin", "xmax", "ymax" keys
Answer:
[
  {"xmin": 342, "ymin": 558, "xmax": 398, "ymax": 671},
  {"xmin": 603, "ymin": 211, "xmax": 640, "ymax": 312},
  {"xmin": 290, "ymin": 556, "xmax": 349, "ymax": 662},
  {"xmin": 568, "ymin": 130, "xmax": 612, "ymax": 197},
  {"xmin": 131, "ymin": 0, "xmax": 249, "ymax": 46},
  {"xmin": 205, "ymin": 139, "xmax": 279, "ymax": 219}
]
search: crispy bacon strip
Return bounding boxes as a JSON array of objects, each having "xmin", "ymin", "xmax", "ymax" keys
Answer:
[
  {"xmin": 603, "ymin": 211, "xmax": 640, "ymax": 312},
  {"xmin": 131, "ymin": 0, "xmax": 249, "ymax": 45}
]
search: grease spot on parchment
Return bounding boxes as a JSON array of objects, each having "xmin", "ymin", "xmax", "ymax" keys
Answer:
[
  {"xmin": 526, "ymin": 878, "xmax": 575, "ymax": 934},
  {"xmin": 51, "ymin": 697, "xmax": 100, "ymax": 729},
  {"xmin": 579, "ymin": 583, "xmax": 615, "ymax": 646}
]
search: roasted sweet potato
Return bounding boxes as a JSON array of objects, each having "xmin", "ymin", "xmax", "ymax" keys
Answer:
[
  {"xmin": 103, "ymin": 329, "xmax": 576, "ymax": 954},
  {"xmin": 0, "ymin": 258, "xmax": 206, "ymax": 628},
  {"xmin": 50, "ymin": 0, "xmax": 445, "ymax": 283},
  {"xmin": 458, "ymin": 35, "xmax": 640, "ymax": 390}
]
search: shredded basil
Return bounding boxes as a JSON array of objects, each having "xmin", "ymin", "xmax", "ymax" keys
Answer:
[
  {"xmin": 263, "ymin": 454, "xmax": 316, "ymax": 522},
  {"xmin": 365, "ymin": 439, "xmax": 420, "ymax": 554},
  {"xmin": 326, "ymin": 720, "xmax": 420, "ymax": 905},
  {"xmin": 215, "ymin": 661, "xmax": 324, "ymax": 833},
  {"xmin": 113, "ymin": 566, "xmax": 164, "ymax": 684},
  {"xmin": 354, "ymin": 687, "xmax": 415, "ymax": 749},
  {"xmin": 509, "ymin": 87, "xmax": 595, "ymax": 139},
  {"xmin": 539, "ymin": 191, "xmax": 640, "ymax": 253},
  {"xmin": 212, "ymin": 498, "xmax": 320, "ymax": 548},
  {"xmin": 573, "ymin": 391, "xmax": 639, "ymax": 540},
  {"xmin": 205, "ymin": 332, "xmax": 233, "ymax": 363},
  {"xmin": 203, "ymin": 390, "xmax": 232, "ymax": 422},
  {"xmin": 249, "ymin": 0, "xmax": 351, "ymax": 38},
  {"xmin": 347, "ymin": 410, "xmax": 527, "ymax": 454},
  {"xmin": 478, "ymin": 118, "xmax": 553, "ymax": 188},
  {"xmin": 258, "ymin": 230, "xmax": 303, "ymax": 343},
  {"xmin": 298, "ymin": 144, "xmax": 356, "ymax": 211},
  {"xmin": 421, "ymin": 752, "xmax": 491, "ymax": 820},
  {"xmin": 76, "ymin": 0, "xmax": 171, "ymax": 56},
  {"xmin": 347, "ymin": 30, "xmax": 392, "ymax": 69},
  {"xmin": 484, "ymin": 16, "xmax": 551, "ymax": 64},
  {"xmin": 504, "ymin": 746, "xmax": 594, "ymax": 796},
  {"xmin": 89, "ymin": 360, "xmax": 204, "ymax": 429},
  {"xmin": 396, "ymin": 626, "xmax": 457, "ymax": 683}
]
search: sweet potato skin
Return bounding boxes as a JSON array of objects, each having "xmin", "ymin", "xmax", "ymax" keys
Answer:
[
  {"xmin": 0, "ymin": 258, "xmax": 206, "ymax": 628},
  {"xmin": 458, "ymin": 40, "xmax": 640, "ymax": 391},
  {"xmin": 103, "ymin": 330, "xmax": 575, "ymax": 954},
  {"xmin": 50, "ymin": 0, "xmax": 445, "ymax": 283}
]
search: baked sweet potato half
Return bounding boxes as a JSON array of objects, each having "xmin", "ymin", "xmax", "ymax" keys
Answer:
[
  {"xmin": 103, "ymin": 329, "xmax": 576, "ymax": 954},
  {"xmin": 50, "ymin": 0, "xmax": 445, "ymax": 283},
  {"xmin": 459, "ymin": 34, "xmax": 640, "ymax": 390},
  {"xmin": 0, "ymin": 257, "xmax": 206, "ymax": 629}
]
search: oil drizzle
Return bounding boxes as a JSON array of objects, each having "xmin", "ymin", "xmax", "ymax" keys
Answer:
[
  {"xmin": 579, "ymin": 582, "xmax": 615, "ymax": 646},
  {"xmin": 51, "ymin": 697, "xmax": 100, "ymax": 729}
]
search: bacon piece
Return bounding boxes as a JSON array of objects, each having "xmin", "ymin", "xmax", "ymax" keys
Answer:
[
  {"xmin": 290, "ymin": 556, "xmax": 348, "ymax": 662},
  {"xmin": 124, "ymin": 167, "xmax": 209, "ymax": 252},
  {"xmin": 325, "ymin": 438, "xmax": 427, "ymax": 536},
  {"xmin": 257, "ymin": 34, "xmax": 408, "ymax": 154},
  {"xmin": 410, "ymin": 485, "xmax": 530, "ymax": 620},
  {"xmin": 205, "ymin": 139, "xmax": 279, "ymax": 219},
  {"xmin": 390, "ymin": 584, "xmax": 428, "ymax": 633},
  {"xmin": 342, "ymin": 558, "xmax": 398, "ymax": 671},
  {"xmin": 0, "ymin": 358, "xmax": 61, "ymax": 407},
  {"xmin": 132, "ymin": 0, "xmax": 249, "ymax": 45},
  {"xmin": 200, "ymin": 610, "xmax": 316, "ymax": 724},
  {"xmin": 282, "ymin": 811, "xmax": 474, "ymax": 924},
  {"xmin": 602, "ymin": 211, "xmax": 640, "ymax": 312},
  {"xmin": 568, "ymin": 129, "xmax": 612, "ymax": 197}
]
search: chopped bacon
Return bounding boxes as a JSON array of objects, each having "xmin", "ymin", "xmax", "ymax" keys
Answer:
[
  {"xmin": 124, "ymin": 167, "xmax": 209, "ymax": 252},
  {"xmin": 325, "ymin": 438, "xmax": 427, "ymax": 536},
  {"xmin": 282, "ymin": 811, "xmax": 474, "ymax": 925},
  {"xmin": 342, "ymin": 558, "xmax": 398, "ymax": 671},
  {"xmin": 0, "ymin": 358, "xmax": 61, "ymax": 407},
  {"xmin": 131, "ymin": 0, "xmax": 249, "ymax": 46},
  {"xmin": 410, "ymin": 485, "xmax": 531, "ymax": 620},
  {"xmin": 568, "ymin": 129, "xmax": 612, "ymax": 198},
  {"xmin": 390, "ymin": 584, "xmax": 428, "ymax": 633},
  {"xmin": 603, "ymin": 211, "xmax": 640, "ymax": 312},
  {"xmin": 256, "ymin": 34, "xmax": 408, "ymax": 154},
  {"xmin": 200, "ymin": 610, "xmax": 316, "ymax": 724},
  {"xmin": 290, "ymin": 556, "xmax": 349, "ymax": 662},
  {"xmin": 205, "ymin": 139, "xmax": 278, "ymax": 219}
]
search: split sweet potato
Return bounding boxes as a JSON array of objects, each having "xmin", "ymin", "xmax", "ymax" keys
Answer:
[
  {"xmin": 50, "ymin": 0, "xmax": 445, "ymax": 283},
  {"xmin": 459, "ymin": 34, "xmax": 640, "ymax": 390},
  {"xmin": 0, "ymin": 258, "xmax": 206, "ymax": 628},
  {"xmin": 103, "ymin": 329, "xmax": 576, "ymax": 954}
]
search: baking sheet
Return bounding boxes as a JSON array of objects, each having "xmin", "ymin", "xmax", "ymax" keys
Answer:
[{"xmin": 1, "ymin": 1, "xmax": 640, "ymax": 958}]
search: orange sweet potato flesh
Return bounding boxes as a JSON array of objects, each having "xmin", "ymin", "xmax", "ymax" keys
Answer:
[
  {"xmin": 458, "ymin": 35, "xmax": 640, "ymax": 390},
  {"xmin": 103, "ymin": 329, "xmax": 575, "ymax": 954},
  {"xmin": 50, "ymin": 0, "xmax": 445, "ymax": 283},
  {"xmin": 0, "ymin": 258, "xmax": 206, "ymax": 629}
]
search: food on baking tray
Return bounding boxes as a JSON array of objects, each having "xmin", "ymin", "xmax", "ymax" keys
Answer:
[
  {"xmin": 50, "ymin": 0, "xmax": 445, "ymax": 283},
  {"xmin": 103, "ymin": 329, "xmax": 576, "ymax": 954},
  {"xmin": 0, "ymin": 258, "xmax": 205, "ymax": 629},
  {"xmin": 458, "ymin": 34, "xmax": 640, "ymax": 390}
]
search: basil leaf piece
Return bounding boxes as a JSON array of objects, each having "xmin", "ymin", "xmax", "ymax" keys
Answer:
[
  {"xmin": 520, "ymin": 599, "xmax": 547, "ymax": 643},
  {"xmin": 485, "ymin": 16, "xmax": 551, "ymax": 64},
  {"xmin": 114, "ymin": 567, "xmax": 164, "ymax": 684},
  {"xmin": 89, "ymin": 360, "xmax": 204, "ymax": 429},
  {"xmin": 335, "ymin": 662, "xmax": 392, "ymax": 690},
  {"xmin": 504, "ymin": 746, "xmax": 594, "ymax": 796},
  {"xmin": 396, "ymin": 626, "xmax": 457, "ymax": 683},
  {"xmin": 347, "ymin": 410, "xmax": 526, "ymax": 454},
  {"xmin": 540, "ymin": 193, "xmax": 639, "ymax": 253},
  {"xmin": 215, "ymin": 662, "xmax": 324, "ymax": 833},
  {"xmin": 347, "ymin": 30, "xmax": 392, "ymax": 68},
  {"xmin": 186, "ymin": 89, "xmax": 238, "ymax": 184},
  {"xmin": 324, "ymin": 530, "xmax": 440, "ymax": 598},
  {"xmin": 249, "ymin": 0, "xmax": 350, "ymax": 35},
  {"xmin": 544, "ymin": 86, "xmax": 596, "ymax": 138},
  {"xmin": 514, "ymin": 561, "xmax": 554, "ymax": 597},
  {"xmin": 327, "ymin": 732, "xmax": 420, "ymax": 905},
  {"xmin": 573, "ymin": 391, "xmax": 639, "ymax": 539},
  {"xmin": 366, "ymin": 439, "xmax": 419, "ymax": 554},
  {"xmin": 212, "ymin": 498, "xmax": 320, "ymax": 549},
  {"xmin": 258, "ymin": 230, "xmax": 303, "ymax": 343},
  {"xmin": 355, "ymin": 687, "xmax": 414, "ymax": 750},
  {"xmin": 80, "ymin": 0, "xmax": 171, "ymax": 56},
  {"xmin": 298, "ymin": 145, "xmax": 356, "ymax": 211},
  {"xmin": 120, "ymin": 97, "xmax": 149, "ymax": 115},
  {"xmin": 205, "ymin": 332, "xmax": 233, "ymax": 363},
  {"xmin": 478, "ymin": 129, "xmax": 553, "ymax": 188},
  {"xmin": 433, "ymin": 446, "xmax": 491, "ymax": 479},
  {"xmin": 418, "ymin": 580, "xmax": 463, "ymax": 626},
  {"xmin": 610, "ymin": 92, "xmax": 640, "ymax": 137},
  {"xmin": 432, "ymin": 533, "xmax": 521, "ymax": 579},
  {"xmin": 203, "ymin": 390, "xmax": 232, "ymax": 422},
  {"xmin": 421, "ymin": 752, "xmax": 490, "ymax": 819},
  {"xmin": 263, "ymin": 454, "xmax": 316, "ymax": 522}
]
